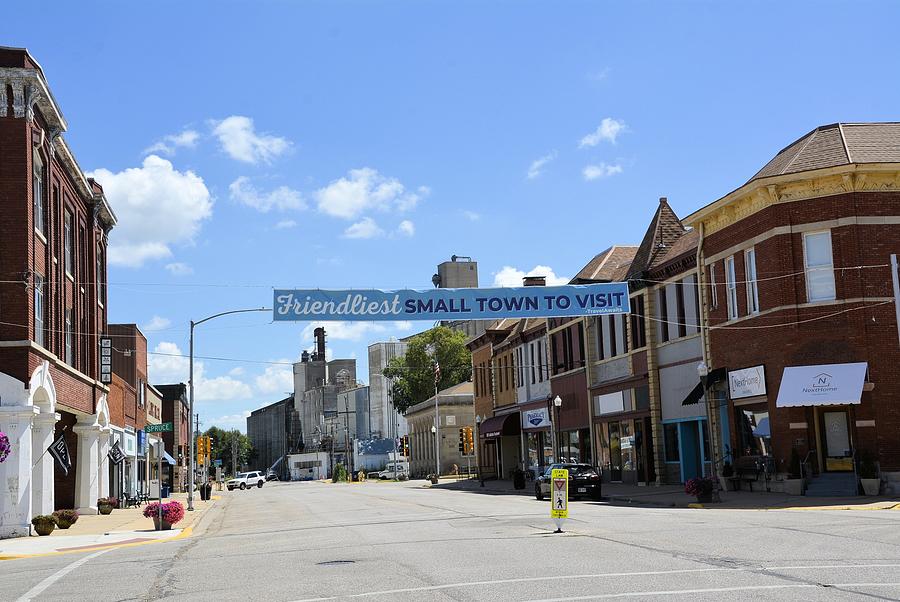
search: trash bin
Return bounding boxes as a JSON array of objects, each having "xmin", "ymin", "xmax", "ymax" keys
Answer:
[
  {"xmin": 203, "ymin": 483, "xmax": 212, "ymax": 501},
  {"xmin": 513, "ymin": 469, "xmax": 526, "ymax": 490},
  {"xmin": 161, "ymin": 485, "xmax": 170, "ymax": 498}
]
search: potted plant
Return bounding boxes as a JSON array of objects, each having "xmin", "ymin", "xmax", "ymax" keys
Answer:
[
  {"xmin": 31, "ymin": 514, "xmax": 57, "ymax": 536},
  {"xmin": 97, "ymin": 497, "xmax": 115, "ymax": 515},
  {"xmin": 0, "ymin": 431, "xmax": 10, "ymax": 464},
  {"xmin": 858, "ymin": 451, "xmax": 880, "ymax": 496},
  {"xmin": 684, "ymin": 477, "xmax": 715, "ymax": 503},
  {"xmin": 783, "ymin": 449, "xmax": 805, "ymax": 495},
  {"xmin": 52, "ymin": 509, "xmax": 79, "ymax": 529},
  {"xmin": 143, "ymin": 500, "xmax": 185, "ymax": 531}
]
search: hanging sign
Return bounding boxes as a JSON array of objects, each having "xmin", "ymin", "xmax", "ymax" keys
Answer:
[
  {"xmin": 108, "ymin": 442, "xmax": 126, "ymax": 465},
  {"xmin": 48, "ymin": 433, "xmax": 71, "ymax": 476},
  {"xmin": 273, "ymin": 283, "xmax": 630, "ymax": 322},
  {"xmin": 100, "ymin": 338, "xmax": 112, "ymax": 383}
]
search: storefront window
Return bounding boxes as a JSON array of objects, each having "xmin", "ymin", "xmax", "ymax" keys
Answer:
[
  {"xmin": 560, "ymin": 430, "xmax": 580, "ymax": 463},
  {"xmin": 526, "ymin": 432, "xmax": 540, "ymax": 469},
  {"xmin": 609, "ymin": 422, "xmax": 622, "ymax": 472},
  {"xmin": 542, "ymin": 435, "xmax": 553, "ymax": 466},
  {"xmin": 597, "ymin": 424, "xmax": 610, "ymax": 469},
  {"xmin": 621, "ymin": 420, "xmax": 635, "ymax": 471},
  {"xmin": 578, "ymin": 428, "xmax": 591, "ymax": 465},
  {"xmin": 736, "ymin": 407, "xmax": 770, "ymax": 457},
  {"xmin": 664, "ymin": 423, "xmax": 680, "ymax": 462}
]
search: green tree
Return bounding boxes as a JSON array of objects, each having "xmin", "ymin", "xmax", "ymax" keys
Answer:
[
  {"xmin": 382, "ymin": 326, "xmax": 471, "ymax": 413},
  {"xmin": 203, "ymin": 426, "xmax": 254, "ymax": 476}
]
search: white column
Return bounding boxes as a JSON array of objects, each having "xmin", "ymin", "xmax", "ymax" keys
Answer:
[
  {"xmin": 0, "ymin": 406, "xmax": 39, "ymax": 538},
  {"xmin": 31, "ymin": 411, "xmax": 59, "ymax": 517},
  {"xmin": 97, "ymin": 429, "xmax": 110, "ymax": 499},
  {"xmin": 73, "ymin": 424, "xmax": 100, "ymax": 514}
]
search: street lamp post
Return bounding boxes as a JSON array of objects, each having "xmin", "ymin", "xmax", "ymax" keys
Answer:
[
  {"xmin": 475, "ymin": 415, "xmax": 483, "ymax": 486},
  {"xmin": 188, "ymin": 306, "xmax": 269, "ymax": 511},
  {"xmin": 551, "ymin": 395, "xmax": 562, "ymax": 463}
]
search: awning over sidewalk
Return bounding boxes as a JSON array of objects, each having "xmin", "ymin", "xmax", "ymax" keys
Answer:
[
  {"xmin": 159, "ymin": 451, "xmax": 177, "ymax": 465},
  {"xmin": 775, "ymin": 362, "xmax": 867, "ymax": 408},
  {"xmin": 479, "ymin": 413, "xmax": 519, "ymax": 439},
  {"xmin": 681, "ymin": 382, "xmax": 704, "ymax": 406}
]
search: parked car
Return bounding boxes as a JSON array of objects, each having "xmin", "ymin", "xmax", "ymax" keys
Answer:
[
  {"xmin": 370, "ymin": 460, "xmax": 410, "ymax": 480},
  {"xmin": 534, "ymin": 463, "xmax": 601, "ymax": 501},
  {"xmin": 227, "ymin": 471, "xmax": 265, "ymax": 490},
  {"xmin": 265, "ymin": 470, "xmax": 279, "ymax": 481}
]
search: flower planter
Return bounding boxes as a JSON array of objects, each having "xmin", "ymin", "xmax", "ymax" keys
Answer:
[
  {"xmin": 98, "ymin": 504, "xmax": 114, "ymax": 515},
  {"xmin": 784, "ymin": 478, "xmax": 804, "ymax": 496},
  {"xmin": 152, "ymin": 517, "xmax": 173, "ymax": 531},
  {"xmin": 33, "ymin": 522, "xmax": 55, "ymax": 536},
  {"xmin": 860, "ymin": 478, "xmax": 880, "ymax": 496}
]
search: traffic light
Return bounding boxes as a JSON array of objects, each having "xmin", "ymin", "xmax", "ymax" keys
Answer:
[
  {"xmin": 464, "ymin": 426, "xmax": 474, "ymax": 456},
  {"xmin": 402, "ymin": 435, "xmax": 409, "ymax": 457},
  {"xmin": 196, "ymin": 436, "xmax": 205, "ymax": 465},
  {"xmin": 458, "ymin": 428, "xmax": 465, "ymax": 454},
  {"xmin": 204, "ymin": 435, "xmax": 212, "ymax": 465}
]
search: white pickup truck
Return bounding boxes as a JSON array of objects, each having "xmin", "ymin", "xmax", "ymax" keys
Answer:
[
  {"xmin": 370, "ymin": 460, "xmax": 409, "ymax": 480},
  {"xmin": 226, "ymin": 471, "xmax": 264, "ymax": 490}
]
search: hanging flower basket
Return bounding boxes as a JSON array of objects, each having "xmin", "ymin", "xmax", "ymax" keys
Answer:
[{"xmin": 0, "ymin": 432, "xmax": 10, "ymax": 464}]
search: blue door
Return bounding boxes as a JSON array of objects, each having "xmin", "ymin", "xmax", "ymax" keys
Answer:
[{"xmin": 679, "ymin": 421, "xmax": 701, "ymax": 482}]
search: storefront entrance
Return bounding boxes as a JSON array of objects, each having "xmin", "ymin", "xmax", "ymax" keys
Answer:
[{"xmin": 820, "ymin": 409, "xmax": 853, "ymax": 472}]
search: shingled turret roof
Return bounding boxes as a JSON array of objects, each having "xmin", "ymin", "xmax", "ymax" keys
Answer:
[
  {"xmin": 626, "ymin": 197, "xmax": 690, "ymax": 280},
  {"xmin": 749, "ymin": 122, "xmax": 900, "ymax": 183}
]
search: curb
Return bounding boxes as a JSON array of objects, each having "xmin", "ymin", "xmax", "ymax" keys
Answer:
[{"xmin": 0, "ymin": 526, "xmax": 193, "ymax": 561}]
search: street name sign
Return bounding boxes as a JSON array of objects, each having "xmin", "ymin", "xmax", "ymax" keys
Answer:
[
  {"xmin": 551, "ymin": 468, "xmax": 568, "ymax": 532},
  {"xmin": 273, "ymin": 283, "xmax": 630, "ymax": 322},
  {"xmin": 145, "ymin": 422, "xmax": 173, "ymax": 433}
]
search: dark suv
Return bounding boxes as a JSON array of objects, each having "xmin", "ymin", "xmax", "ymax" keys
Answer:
[{"xmin": 535, "ymin": 463, "xmax": 602, "ymax": 501}]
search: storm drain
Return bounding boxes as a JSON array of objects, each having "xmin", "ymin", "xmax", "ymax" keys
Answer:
[{"xmin": 317, "ymin": 560, "xmax": 356, "ymax": 566}]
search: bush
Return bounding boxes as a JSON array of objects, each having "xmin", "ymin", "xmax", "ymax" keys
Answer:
[
  {"xmin": 143, "ymin": 501, "xmax": 186, "ymax": 525},
  {"xmin": 97, "ymin": 497, "xmax": 118, "ymax": 508},
  {"xmin": 52, "ymin": 509, "xmax": 79, "ymax": 528},
  {"xmin": 332, "ymin": 463, "xmax": 348, "ymax": 483},
  {"xmin": 684, "ymin": 477, "xmax": 714, "ymax": 497},
  {"xmin": 31, "ymin": 514, "xmax": 57, "ymax": 526}
]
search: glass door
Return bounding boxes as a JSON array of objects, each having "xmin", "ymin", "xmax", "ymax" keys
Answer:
[
  {"xmin": 822, "ymin": 410, "xmax": 852, "ymax": 472},
  {"xmin": 608, "ymin": 422, "xmax": 622, "ymax": 482}
]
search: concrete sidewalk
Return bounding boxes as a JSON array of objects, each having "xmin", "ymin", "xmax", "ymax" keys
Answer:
[
  {"xmin": 431, "ymin": 478, "xmax": 900, "ymax": 511},
  {"xmin": 0, "ymin": 492, "xmax": 219, "ymax": 559}
]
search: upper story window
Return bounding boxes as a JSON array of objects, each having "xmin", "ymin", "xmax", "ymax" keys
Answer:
[
  {"xmin": 33, "ymin": 152, "xmax": 45, "ymax": 236},
  {"xmin": 34, "ymin": 274, "xmax": 45, "ymax": 348},
  {"xmin": 138, "ymin": 379, "xmax": 145, "ymax": 407},
  {"xmin": 64, "ymin": 210, "xmax": 74, "ymax": 276},
  {"xmin": 657, "ymin": 287, "xmax": 669, "ymax": 343},
  {"xmin": 630, "ymin": 294, "xmax": 647, "ymax": 349},
  {"xmin": 96, "ymin": 243, "xmax": 105, "ymax": 306},
  {"xmin": 551, "ymin": 323, "xmax": 582, "ymax": 375},
  {"xmin": 708, "ymin": 264, "xmax": 718, "ymax": 309},
  {"xmin": 536, "ymin": 339, "xmax": 544, "ymax": 383},
  {"xmin": 745, "ymin": 248, "xmax": 759, "ymax": 314},
  {"xmin": 597, "ymin": 313, "xmax": 629, "ymax": 360},
  {"xmin": 804, "ymin": 231, "xmax": 836, "ymax": 302},
  {"xmin": 64, "ymin": 309, "xmax": 73, "ymax": 365},
  {"xmin": 516, "ymin": 347, "xmax": 524, "ymax": 388},
  {"xmin": 725, "ymin": 255, "xmax": 738, "ymax": 320}
]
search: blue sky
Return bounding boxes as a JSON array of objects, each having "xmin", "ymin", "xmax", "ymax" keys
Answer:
[{"xmin": 3, "ymin": 2, "xmax": 899, "ymax": 431}]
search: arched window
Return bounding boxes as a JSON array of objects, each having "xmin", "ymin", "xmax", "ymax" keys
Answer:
[{"xmin": 33, "ymin": 150, "xmax": 45, "ymax": 235}]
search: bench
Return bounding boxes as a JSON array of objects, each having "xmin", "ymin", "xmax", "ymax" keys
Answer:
[{"xmin": 726, "ymin": 456, "xmax": 763, "ymax": 491}]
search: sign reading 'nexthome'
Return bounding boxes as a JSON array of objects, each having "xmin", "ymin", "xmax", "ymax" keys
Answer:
[{"xmin": 273, "ymin": 283, "xmax": 630, "ymax": 322}]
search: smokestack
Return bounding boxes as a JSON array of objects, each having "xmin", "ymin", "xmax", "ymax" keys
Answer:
[
  {"xmin": 301, "ymin": 350, "xmax": 310, "ymax": 363},
  {"xmin": 523, "ymin": 275, "xmax": 546, "ymax": 287},
  {"xmin": 314, "ymin": 327, "xmax": 326, "ymax": 360}
]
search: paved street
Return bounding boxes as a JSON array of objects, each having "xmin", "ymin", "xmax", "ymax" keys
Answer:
[{"xmin": 2, "ymin": 481, "xmax": 900, "ymax": 601}]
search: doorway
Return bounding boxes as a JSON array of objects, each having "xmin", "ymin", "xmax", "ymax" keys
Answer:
[
  {"xmin": 608, "ymin": 422, "xmax": 622, "ymax": 482},
  {"xmin": 820, "ymin": 409, "xmax": 853, "ymax": 472}
]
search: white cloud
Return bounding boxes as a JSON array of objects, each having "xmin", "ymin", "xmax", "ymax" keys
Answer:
[
  {"xmin": 229, "ymin": 176, "xmax": 305, "ymax": 213},
  {"xmin": 211, "ymin": 115, "xmax": 291, "ymax": 164},
  {"xmin": 396, "ymin": 220, "xmax": 415, "ymax": 237},
  {"xmin": 579, "ymin": 118, "xmax": 627, "ymax": 147},
  {"xmin": 144, "ymin": 129, "xmax": 200, "ymax": 156},
  {"xmin": 343, "ymin": 217, "xmax": 384, "ymax": 239},
  {"xmin": 229, "ymin": 367, "xmax": 245, "ymax": 377},
  {"xmin": 527, "ymin": 150, "xmax": 557, "ymax": 179},
  {"xmin": 88, "ymin": 155, "xmax": 212, "ymax": 268},
  {"xmin": 142, "ymin": 315, "xmax": 172, "ymax": 332},
  {"xmin": 209, "ymin": 411, "xmax": 252, "ymax": 429},
  {"xmin": 582, "ymin": 163, "xmax": 623, "ymax": 181},
  {"xmin": 275, "ymin": 219, "xmax": 297, "ymax": 229},
  {"xmin": 255, "ymin": 362, "xmax": 294, "ymax": 395},
  {"xmin": 462, "ymin": 210, "xmax": 480, "ymax": 222},
  {"xmin": 315, "ymin": 168, "xmax": 427, "ymax": 220},
  {"xmin": 493, "ymin": 265, "xmax": 569, "ymax": 287},
  {"xmin": 165, "ymin": 262, "xmax": 194, "ymax": 276},
  {"xmin": 301, "ymin": 322, "xmax": 388, "ymax": 343},
  {"xmin": 148, "ymin": 341, "xmax": 252, "ymax": 401}
]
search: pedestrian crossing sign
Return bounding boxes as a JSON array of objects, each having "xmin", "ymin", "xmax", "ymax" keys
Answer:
[{"xmin": 551, "ymin": 468, "xmax": 568, "ymax": 519}]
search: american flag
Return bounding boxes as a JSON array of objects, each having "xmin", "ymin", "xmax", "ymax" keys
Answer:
[{"xmin": 433, "ymin": 360, "xmax": 441, "ymax": 385}]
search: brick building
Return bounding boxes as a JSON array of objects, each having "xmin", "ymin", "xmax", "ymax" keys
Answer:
[
  {"xmin": 108, "ymin": 324, "xmax": 149, "ymax": 498},
  {"xmin": 687, "ymin": 123, "xmax": 900, "ymax": 495},
  {"xmin": 0, "ymin": 47, "xmax": 116, "ymax": 536},
  {"xmin": 155, "ymin": 384, "xmax": 190, "ymax": 493}
]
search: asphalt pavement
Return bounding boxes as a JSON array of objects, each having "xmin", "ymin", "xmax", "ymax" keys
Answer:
[{"xmin": 1, "ymin": 479, "xmax": 899, "ymax": 601}]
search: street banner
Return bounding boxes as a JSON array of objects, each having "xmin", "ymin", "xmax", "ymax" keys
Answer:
[
  {"xmin": 108, "ymin": 442, "xmax": 126, "ymax": 465},
  {"xmin": 48, "ymin": 433, "xmax": 71, "ymax": 476},
  {"xmin": 551, "ymin": 468, "xmax": 568, "ymax": 532},
  {"xmin": 273, "ymin": 283, "xmax": 630, "ymax": 322}
]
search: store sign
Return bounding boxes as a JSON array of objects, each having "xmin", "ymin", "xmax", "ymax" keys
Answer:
[
  {"xmin": 728, "ymin": 365, "xmax": 766, "ymax": 399},
  {"xmin": 99, "ymin": 338, "xmax": 112, "ymax": 383},
  {"xmin": 522, "ymin": 408, "xmax": 551, "ymax": 429},
  {"xmin": 273, "ymin": 283, "xmax": 630, "ymax": 322}
]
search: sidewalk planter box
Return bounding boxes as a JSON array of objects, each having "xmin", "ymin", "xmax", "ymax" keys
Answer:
[
  {"xmin": 144, "ymin": 500, "xmax": 185, "ymax": 531},
  {"xmin": 152, "ymin": 517, "xmax": 173, "ymax": 531},
  {"xmin": 52, "ymin": 509, "xmax": 79, "ymax": 529},
  {"xmin": 860, "ymin": 478, "xmax": 881, "ymax": 496},
  {"xmin": 784, "ymin": 478, "xmax": 804, "ymax": 496},
  {"xmin": 98, "ymin": 504, "xmax": 114, "ymax": 515},
  {"xmin": 31, "ymin": 515, "xmax": 56, "ymax": 536}
]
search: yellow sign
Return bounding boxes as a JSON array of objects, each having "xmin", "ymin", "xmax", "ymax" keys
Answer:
[{"xmin": 550, "ymin": 468, "xmax": 568, "ymax": 519}]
